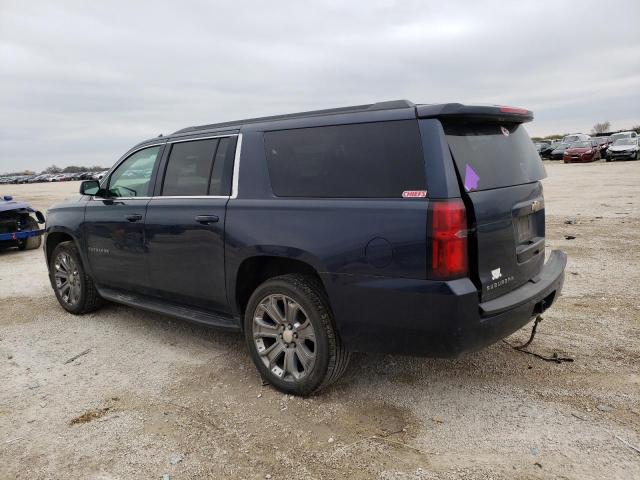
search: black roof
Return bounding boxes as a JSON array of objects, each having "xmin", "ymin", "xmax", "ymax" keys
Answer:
[{"xmin": 172, "ymin": 100, "xmax": 416, "ymax": 135}]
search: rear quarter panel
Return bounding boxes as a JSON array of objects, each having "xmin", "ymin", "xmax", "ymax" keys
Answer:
[{"xmin": 225, "ymin": 124, "xmax": 430, "ymax": 333}]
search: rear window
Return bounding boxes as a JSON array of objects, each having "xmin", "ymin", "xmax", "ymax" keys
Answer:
[
  {"xmin": 264, "ymin": 120, "xmax": 425, "ymax": 198},
  {"xmin": 163, "ymin": 139, "xmax": 217, "ymax": 196},
  {"xmin": 444, "ymin": 122, "xmax": 546, "ymax": 192},
  {"xmin": 161, "ymin": 136, "xmax": 236, "ymax": 196}
]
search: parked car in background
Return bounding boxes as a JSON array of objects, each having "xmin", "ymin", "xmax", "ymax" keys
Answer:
[
  {"xmin": 0, "ymin": 195, "xmax": 45, "ymax": 251},
  {"xmin": 562, "ymin": 133, "xmax": 591, "ymax": 144},
  {"xmin": 606, "ymin": 137, "xmax": 639, "ymax": 161},
  {"xmin": 592, "ymin": 136, "xmax": 610, "ymax": 156},
  {"xmin": 539, "ymin": 143, "xmax": 556, "ymax": 159},
  {"xmin": 609, "ymin": 131, "xmax": 638, "ymax": 144},
  {"xmin": 27, "ymin": 174, "xmax": 47, "ymax": 183},
  {"xmin": 563, "ymin": 140, "xmax": 601, "ymax": 163},
  {"xmin": 550, "ymin": 142, "xmax": 572, "ymax": 160},
  {"xmin": 13, "ymin": 175, "xmax": 32, "ymax": 184}
]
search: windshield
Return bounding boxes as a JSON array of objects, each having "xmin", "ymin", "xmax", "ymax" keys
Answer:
[
  {"xmin": 613, "ymin": 138, "xmax": 636, "ymax": 146},
  {"xmin": 444, "ymin": 121, "xmax": 545, "ymax": 191},
  {"xmin": 554, "ymin": 143, "xmax": 569, "ymax": 150},
  {"xmin": 611, "ymin": 133, "xmax": 632, "ymax": 141},
  {"xmin": 572, "ymin": 141, "xmax": 591, "ymax": 148}
]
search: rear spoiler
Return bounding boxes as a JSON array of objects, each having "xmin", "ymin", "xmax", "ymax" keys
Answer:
[{"xmin": 416, "ymin": 103, "xmax": 534, "ymax": 124}]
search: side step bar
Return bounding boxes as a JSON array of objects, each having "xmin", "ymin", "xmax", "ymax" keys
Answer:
[{"xmin": 97, "ymin": 286, "xmax": 240, "ymax": 331}]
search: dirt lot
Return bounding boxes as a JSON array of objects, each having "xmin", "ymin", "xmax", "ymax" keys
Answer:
[{"xmin": 1, "ymin": 161, "xmax": 639, "ymax": 480}]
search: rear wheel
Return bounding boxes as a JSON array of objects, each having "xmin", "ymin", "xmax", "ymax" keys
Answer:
[
  {"xmin": 49, "ymin": 241, "xmax": 103, "ymax": 314},
  {"xmin": 244, "ymin": 274, "xmax": 350, "ymax": 396}
]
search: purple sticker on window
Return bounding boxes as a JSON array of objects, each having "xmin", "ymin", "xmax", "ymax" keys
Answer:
[{"xmin": 464, "ymin": 165, "xmax": 479, "ymax": 191}]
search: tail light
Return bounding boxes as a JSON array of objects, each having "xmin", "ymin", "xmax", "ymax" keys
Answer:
[{"xmin": 429, "ymin": 199, "xmax": 468, "ymax": 279}]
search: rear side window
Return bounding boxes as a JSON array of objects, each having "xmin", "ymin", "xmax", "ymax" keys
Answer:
[
  {"xmin": 264, "ymin": 120, "xmax": 425, "ymax": 198},
  {"xmin": 163, "ymin": 139, "xmax": 217, "ymax": 196},
  {"xmin": 444, "ymin": 122, "xmax": 546, "ymax": 192},
  {"xmin": 161, "ymin": 136, "xmax": 236, "ymax": 196}
]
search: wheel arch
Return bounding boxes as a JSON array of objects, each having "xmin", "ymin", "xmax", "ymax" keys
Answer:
[
  {"xmin": 45, "ymin": 228, "xmax": 83, "ymax": 267},
  {"xmin": 233, "ymin": 255, "xmax": 328, "ymax": 325}
]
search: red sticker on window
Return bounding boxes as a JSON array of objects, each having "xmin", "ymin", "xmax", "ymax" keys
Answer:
[{"xmin": 402, "ymin": 190, "xmax": 427, "ymax": 198}]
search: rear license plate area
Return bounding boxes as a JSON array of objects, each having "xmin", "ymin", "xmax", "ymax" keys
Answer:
[{"xmin": 514, "ymin": 214, "xmax": 534, "ymax": 244}]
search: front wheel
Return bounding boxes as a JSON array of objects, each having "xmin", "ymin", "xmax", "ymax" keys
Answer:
[
  {"xmin": 49, "ymin": 241, "xmax": 103, "ymax": 314},
  {"xmin": 244, "ymin": 274, "xmax": 350, "ymax": 396}
]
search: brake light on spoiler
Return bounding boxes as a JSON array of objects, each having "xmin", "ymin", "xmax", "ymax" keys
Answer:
[
  {"xmin": 416, "ymin": 103, "xmax": 534, "ymax": 123},
  {"xmin": 429, "ymin": 199, "xmax": 468, "ymax": 280},
  {"xmin": 499, "ymin": 106, "xmax": 530, "ymax": 115}
]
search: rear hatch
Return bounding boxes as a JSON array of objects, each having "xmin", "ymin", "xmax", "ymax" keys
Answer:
[{"xmin": 439, "ymin": 112, "xmax": 547, "ymax": 301}]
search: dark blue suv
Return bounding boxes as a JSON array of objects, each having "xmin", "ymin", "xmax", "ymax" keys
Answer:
[{"xmin": 44, "ymin": 100, "xmax": 566, "ymax": 395}]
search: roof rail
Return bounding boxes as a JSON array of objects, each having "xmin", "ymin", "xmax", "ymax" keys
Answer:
[{"xmin": 172, "ymin": 99, "xmax": 415, "ymax": 135}]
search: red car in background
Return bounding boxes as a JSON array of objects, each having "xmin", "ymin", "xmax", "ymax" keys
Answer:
[{"xmin": 563, "ymin": 140, "xmax": 601, "ymax": 163}]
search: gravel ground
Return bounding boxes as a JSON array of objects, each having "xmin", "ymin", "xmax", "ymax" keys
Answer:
[{"xmin": 1, "ymin": 161, "xmax": 639, "ymax": 480}]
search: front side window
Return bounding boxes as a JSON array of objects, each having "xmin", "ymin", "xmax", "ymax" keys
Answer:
[
  {"xmin": 264, "ymin": 120, "xmax": 425, "ymax": 198},
  {"xmin": 108, "ymin": 146, "xmax": 161, "ymax": 198}
]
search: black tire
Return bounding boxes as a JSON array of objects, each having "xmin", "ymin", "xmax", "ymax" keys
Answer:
[
  {"xmin": 49, "ymin": 241, "xmax": 103, "ymax": 314},
  {"xmin": 244, "ymin": 274, "xmax": 350, "ymax": 396},
  {"xmin": 17, "ymin": 217, "xmax": 41, "ymax": 251}
]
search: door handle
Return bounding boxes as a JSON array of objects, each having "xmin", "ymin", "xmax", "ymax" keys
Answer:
[
  {"xmin": 195, "ymin": 215, "xmax": 219, "ymax": 225},
  {"xmin": 125, "ymin": 214, "xmax": 143, "ymax": 222}
]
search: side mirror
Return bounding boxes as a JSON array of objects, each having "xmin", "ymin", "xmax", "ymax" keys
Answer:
[{"xmin": 79, "ymin": 180, "xmax": 100, "ymax": 196}]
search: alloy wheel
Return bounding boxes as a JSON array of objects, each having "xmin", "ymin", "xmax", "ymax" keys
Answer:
[
  {"xmin": 54, "ymin": 252, "xmax": 81, "ymax": 307},
  {"xmin": 252, "ymin": 294, "xmax": 316, "ymax": 382}
]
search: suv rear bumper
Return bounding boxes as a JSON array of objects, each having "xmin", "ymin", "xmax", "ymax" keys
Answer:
[{"xmin": 324, "ymin": 250, "xmax": 566, "ymax": 357}]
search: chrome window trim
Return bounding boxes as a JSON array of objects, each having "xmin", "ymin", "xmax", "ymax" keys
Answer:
[
  {"xmin": 231, "ymin": 133, "xmax": 242, "ymax": 199},
  {"xmin": 150, "ymin": 195, "xmax": 229, "ymax": 200},
  {"xmin": 88, "ymin": 195, "xmax": 230, "ymax": 201},
  {"xmin": 88, "ymin": 196, "xmax": 152, "ymax": 201},
  {"xmin": 167, "ymin": 133, "xmax": 239, "ymax": 144}
]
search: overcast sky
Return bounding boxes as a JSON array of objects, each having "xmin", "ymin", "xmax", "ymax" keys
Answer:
[{"xmin": 1, "ymin": 0, "xmax": 639, "ymax": 172}]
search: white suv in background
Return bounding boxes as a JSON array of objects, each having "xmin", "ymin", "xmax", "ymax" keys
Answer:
[
  {"xmin": 609, "ymin": 131, "xmax": 638, "ymax": 143},
  {"xmin": 562, "ymin": 133, "xmax": 591, "ymax": 143}
]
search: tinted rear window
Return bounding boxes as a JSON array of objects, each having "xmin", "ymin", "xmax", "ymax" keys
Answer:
[
  {"xmin": 444, "ymin": 122, "xmax": 546, "ymax": 192},
  {"xmin": 264, "ymin": 120, "xmax": 425, "ymax": 198},
  {"xmin": 163, "ymin": 139, "xmax": 217, "ymax": 196},
  {"xmin": 161, "ymin": 136, "xmax": 237, "ymax": 196}
]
